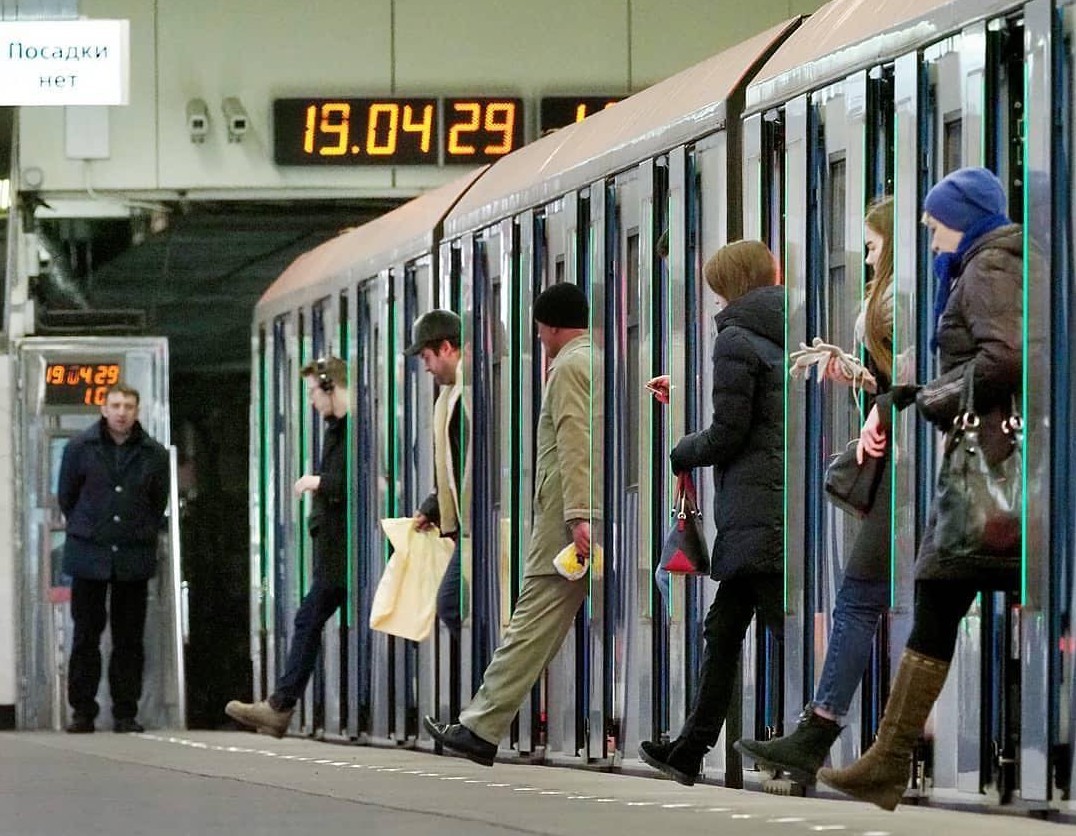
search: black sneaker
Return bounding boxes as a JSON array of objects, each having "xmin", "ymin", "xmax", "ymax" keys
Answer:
[
  {"xmin": 422, "ymin": 716, "xmax": 497, "ymax": 767},
  {"xmin": 113, "ymin": 718, "xmax": 145, "ymax": 733},
  {"xmin": 65, "ymin": 716, "xmax": 95, "ymax": 734}
]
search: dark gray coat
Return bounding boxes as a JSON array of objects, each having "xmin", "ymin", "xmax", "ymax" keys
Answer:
[
  {"xmin": 670, "ymin": 286, "xmax": 785, "ymax": 581},
  {"xmin": 58, "ymin": 419, "xmax": 170, "ymax": 581},
  {"xmin": 887, "ymin": 225, "xmax": 1023, "ymax": 585}
]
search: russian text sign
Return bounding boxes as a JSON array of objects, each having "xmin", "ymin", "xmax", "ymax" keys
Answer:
[{"xmin": 0, "ymin": 20, "xmax": 130, "ymax": 106}]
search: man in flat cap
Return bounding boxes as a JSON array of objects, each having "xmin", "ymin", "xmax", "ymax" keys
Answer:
[
  {"xmin": 423, "ymin": 282, "xmax": 596, "ymax": 766},
  {"xmin": 405, "ymin": 309, "xmax": 471, "ymax": 636}
]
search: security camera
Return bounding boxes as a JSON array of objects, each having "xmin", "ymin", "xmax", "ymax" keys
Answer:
[
  {"xmin": 186, "ymin": 99, "xmax": 209, "ymax": 144},
  {"xmin": 221, "ymin": 97, "xmax": 249, "ymax": 143}
]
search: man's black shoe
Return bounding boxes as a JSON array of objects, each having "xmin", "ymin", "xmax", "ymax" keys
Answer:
[
  {"xmin": 422, "ymin": 715, "xmax": 496, "ymax": 767},
  {"xmin": 65, "ymin": 716, "xmax": 95, "ymax": 734},
  {"xmin": 113, "ymin": 718, "xmax": 145, "ymax": 733}
]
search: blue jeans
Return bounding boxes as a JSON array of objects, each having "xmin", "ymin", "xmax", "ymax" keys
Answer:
[
  {"xmin": 272, "ymin": 574, "xmax": 347, "ymax": 710},
  {"xmin": 812, "ymin": 575, "xmax": 889, "ymax": 718},
  {"xmin": 437, "ymin": 543, "xmax": 464, "ymax": 636}
]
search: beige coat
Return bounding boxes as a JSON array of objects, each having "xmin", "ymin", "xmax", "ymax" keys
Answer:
[
  {"xmin": 432, "ymin": 359, "xmax": 471, "ymax": 537},
  {"xmin": 525, "ymin": 334, "xmax": 596, "ymax": 577}
]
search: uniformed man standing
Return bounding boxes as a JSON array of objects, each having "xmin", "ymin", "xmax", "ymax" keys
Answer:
[
  {"xmin": 423, "ymin": 282, "xmax": 595, "ymax": 765},
  {"xmin": 59, "ymin": 383, "xmax": 171, "ymax": 734}
]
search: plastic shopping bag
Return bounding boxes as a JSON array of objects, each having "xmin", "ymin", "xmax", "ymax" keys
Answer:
[{"xmin": 369, "ymin": 518, "xmax": 455, "ymax": 642}]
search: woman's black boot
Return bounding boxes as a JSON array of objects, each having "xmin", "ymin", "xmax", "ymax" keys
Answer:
[{"xmin": 734, "ymin": 707, "xmax": 842, "ymax": 784}]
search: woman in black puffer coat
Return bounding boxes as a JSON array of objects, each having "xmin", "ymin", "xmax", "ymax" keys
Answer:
[
  {"xmin": 639, "ymin": 239, "xmax": 785, "ymax": 786},
  {"xmin": 818, "ymin": 167, "xmax": 1023, "ymax": 810}
]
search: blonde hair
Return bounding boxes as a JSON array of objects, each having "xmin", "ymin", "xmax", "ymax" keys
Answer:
[
  {"xmin": 702, "ymin": 240, "xmax": 777, "ymax": 302},
  {"xmin": 863, "ymin": 197, "xmax": 894, "ymax": 378}
]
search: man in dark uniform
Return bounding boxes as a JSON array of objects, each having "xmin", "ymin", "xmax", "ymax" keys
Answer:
[
  {"xmin": 226, "ymin": 356, "xmax": 349, "ymax": 737},
  {"xmin": 59, "ymin": 383, "xmax": 171, "ymax": 733}
]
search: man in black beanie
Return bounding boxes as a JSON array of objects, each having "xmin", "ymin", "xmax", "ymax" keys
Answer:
[{"xmin": 424, "ymin": 282, "xmax": 597, "ymax": 765}]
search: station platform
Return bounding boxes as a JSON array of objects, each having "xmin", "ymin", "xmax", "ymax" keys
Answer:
[{"xmin": 2, "ymin": 731, "xmax": 1073, "ymax": 835}]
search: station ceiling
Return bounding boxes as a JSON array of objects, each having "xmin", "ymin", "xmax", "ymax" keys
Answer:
[{"xmin": 51, "ymin": 201, "xmax": 398, "ymax": 375}]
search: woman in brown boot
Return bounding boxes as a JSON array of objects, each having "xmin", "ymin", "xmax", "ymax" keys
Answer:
[{"xmin": 817, "ymin": 167, "xmax": 1023, "ymax": 810}]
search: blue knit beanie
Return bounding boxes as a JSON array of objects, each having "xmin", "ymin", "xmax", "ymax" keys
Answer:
[{"xmin": 923, "ymin": 167, "xmax": 1008, "ymax": 232}]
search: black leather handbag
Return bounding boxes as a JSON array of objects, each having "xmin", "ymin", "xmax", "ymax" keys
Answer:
[
  {"xmin": 933, "ymin": 364, "xmax": 1022, "ymax": 559},
  {"xmin": 824, "ymin": 440, "xmax": 885, "ymax": 518},
  {"xmin": 659, "ymin": 473, "xmax": 710, "ymax": 575}
]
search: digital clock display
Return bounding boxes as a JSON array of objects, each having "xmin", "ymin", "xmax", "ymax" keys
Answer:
[
  {"xmin": 44, "ymin": 362, "xmax": 123, "ymax": 407},
  {"xmin": 441, "ymin": 98, "xmax": 524, "ymax": 164},
  {"xmin": 273, "ymin": 97, "xmax": 525, "ymax": 166},
  {"xmin": 539, "ymin": 96, "xmax": 622, "ymax": 134}
]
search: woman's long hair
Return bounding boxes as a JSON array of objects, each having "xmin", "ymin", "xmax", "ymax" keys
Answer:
[{"xmin": 863, "ymin": 196, "xmax": 894, "ymax": 378}]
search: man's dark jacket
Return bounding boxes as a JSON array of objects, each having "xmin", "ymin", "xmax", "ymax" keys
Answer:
[
  {"xmin": 670, "ymin": 285, "xmax": 785, "ymax": 581},
  {"xmin": 58, "ymin": 419, "xmax": 170, "ymax": 581},
  {"xmin": 309, "ymin": 414, "xmax": 348, "ymax": 586}
]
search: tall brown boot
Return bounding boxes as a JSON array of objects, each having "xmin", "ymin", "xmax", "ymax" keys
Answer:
[{"xmin": 816, "ymin": 649, "xmax": 949, "ymax": 811}]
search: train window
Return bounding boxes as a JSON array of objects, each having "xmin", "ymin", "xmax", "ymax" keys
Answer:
[
  {"xmin": 828, "ymin": 155, "xmax": 847, "ymax": 288},
  {"xmin": 943, "ymin": 114, "xmax": 963, "ymax": 175},
  {"xmin": 555, "ymin": 255, "xmax": 565, "ymax": 285},
  {"xmin": 627, "ymin": 231, "xmax": 640, "ymax": 485}
]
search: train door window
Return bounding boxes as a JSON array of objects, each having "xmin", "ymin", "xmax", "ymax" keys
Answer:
[
  {"xmin": 827, "ymin": 155, "xmax": 847, "ymax": 289},
  {"xmin": 943, "ymin": 113, "xmax": 963, "ymax": 176},
  {"xmin": 626, "ymin": 231, "xmax": 641, "ymax": 486},
  {"xmin": 555, "ymin": 256, "xmax": 565, "ymax": 285}
]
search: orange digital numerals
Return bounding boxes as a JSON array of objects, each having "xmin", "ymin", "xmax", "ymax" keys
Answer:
[{"xmin": 446, "ymin": 100, "xmax": 518, "ymax": 157}]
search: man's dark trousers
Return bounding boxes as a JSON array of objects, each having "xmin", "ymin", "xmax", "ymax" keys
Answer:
[
  {"xmin": 272, "ymin": 574, "xmax": 347, "ymax": 710},
  {"xmin": 68, "ymin": 576, "xmax": 149, "ymax": 721}
]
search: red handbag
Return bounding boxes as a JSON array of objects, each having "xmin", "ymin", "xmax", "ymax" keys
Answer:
[{"xmin": 659, "ymin": 473, "xmax": 710, "ymax": 575}]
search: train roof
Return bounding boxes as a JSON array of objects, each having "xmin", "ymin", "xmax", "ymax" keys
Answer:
[
  {"xmin": 747, "ymin": 0, "xmax": 1027, "ymax": 113},
  {"xmin": 255, "ymin": 168, "xmax": 485, "ymax": 318},
  {"xmin": 444, "ymin": 18, "xmax": 799, "ymax": 237}
]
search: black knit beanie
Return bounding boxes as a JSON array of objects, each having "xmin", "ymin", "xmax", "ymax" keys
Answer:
[{"xmin": 533, "ymin": 282, "xmax": 589, "ymax": 328}]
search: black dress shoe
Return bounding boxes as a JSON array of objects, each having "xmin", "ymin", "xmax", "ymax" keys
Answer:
[
  {"xmin": 422, "ymin": 715, "xmax": 496, "ymax": 767},
  {"xmin": 113, "ymin": 718, "xmax": 144, "ymax": 733},
  {"xmin": 65, "ymin": 716, "xmax": 95, "ymax": 734}
]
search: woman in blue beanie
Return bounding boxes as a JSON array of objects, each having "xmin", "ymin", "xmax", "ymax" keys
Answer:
[{"xmin": 817, "ymin": 166, "xmax": 1023, "ymax": 809}]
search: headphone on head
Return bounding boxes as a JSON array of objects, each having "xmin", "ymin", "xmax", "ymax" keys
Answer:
[{"xmin": 313, "ymin": 357, "xmax": 335, "ymax": 393}]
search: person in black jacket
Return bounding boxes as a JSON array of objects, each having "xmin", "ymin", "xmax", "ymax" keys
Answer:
[
  {"xmin": 639, "ymin": 239, "xmax": 785, "ymax": 786},
  {"xmin": 226, "ymin": 356, "xmax": 350, "ymax": 737},
  {"xmin": 59, "ymin": 383, "xmax": 170, "ymax": 734},
  {"xmin": 818, "ymin": 167, "xmax": 1023, "ymax": 809}
]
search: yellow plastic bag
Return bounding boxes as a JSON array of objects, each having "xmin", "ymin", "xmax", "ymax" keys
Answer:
[
  {"xmin": 552, "ymin": 542, "xmax": 603, "ymax": 581},
  {"xmin": 369, "ymin": 518, "xmax": 455, "ymax": 642}
]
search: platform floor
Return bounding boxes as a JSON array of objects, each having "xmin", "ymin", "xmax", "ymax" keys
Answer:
[{"xmin": 1, "ymin": 730, "xmax": 1073, "ymax": 835}]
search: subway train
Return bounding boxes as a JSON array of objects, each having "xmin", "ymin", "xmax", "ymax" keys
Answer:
[{"xmin": 250, "ymin": 0, "xmax": 1076, "ymax": 813}]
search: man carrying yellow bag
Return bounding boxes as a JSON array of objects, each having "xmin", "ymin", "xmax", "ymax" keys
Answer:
[{"xmin": 370, "ymin": 518, "xmax": 456, "ymax": 642}]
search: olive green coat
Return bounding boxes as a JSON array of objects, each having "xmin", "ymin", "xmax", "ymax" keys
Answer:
[{"xmin": 525, "ymin": 333, "xmax": 595, "ymax": 577}]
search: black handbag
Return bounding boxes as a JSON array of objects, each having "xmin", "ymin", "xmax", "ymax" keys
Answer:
[
  {"xmin": 824, "ymin": 440, "xmax": 885, "ymax": 518},
  {"xmin": 659, "ymin": 473, "xmax": 710, "ymax": 575},
  {"xmin": 933, "ymin": 363, "xmax": 1022, "ymax": 559}
]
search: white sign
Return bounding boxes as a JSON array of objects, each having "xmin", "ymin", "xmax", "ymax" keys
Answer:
[{"xmin": 0, "ymin": 19, "xmax": 130, "ymax": 106}]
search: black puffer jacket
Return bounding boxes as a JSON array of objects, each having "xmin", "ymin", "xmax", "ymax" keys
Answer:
[
  {"xmin": 670, "ymin": 285, "xmax": 785, "ymax": 581},
  {"xmin": 879, "ymin": 225, "xmax": 1023, "ymax": 585}
]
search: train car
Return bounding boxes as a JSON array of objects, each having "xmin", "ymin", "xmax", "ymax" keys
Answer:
[
  {"xmin": 251, "ymin": 0, "xmax": 1076, "ymax": 813},
  {"xmin": 251, "ymin": 169, "xmax": 484, "ymax": 742},
  {"xmin": 743, "ymin": 0, "xmax": 1075, "ymax": 811}
]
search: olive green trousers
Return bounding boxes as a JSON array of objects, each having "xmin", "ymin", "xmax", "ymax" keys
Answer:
[{"xmin": 459, "ymin": 572, "xmax": 589, "ymax": 745}]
